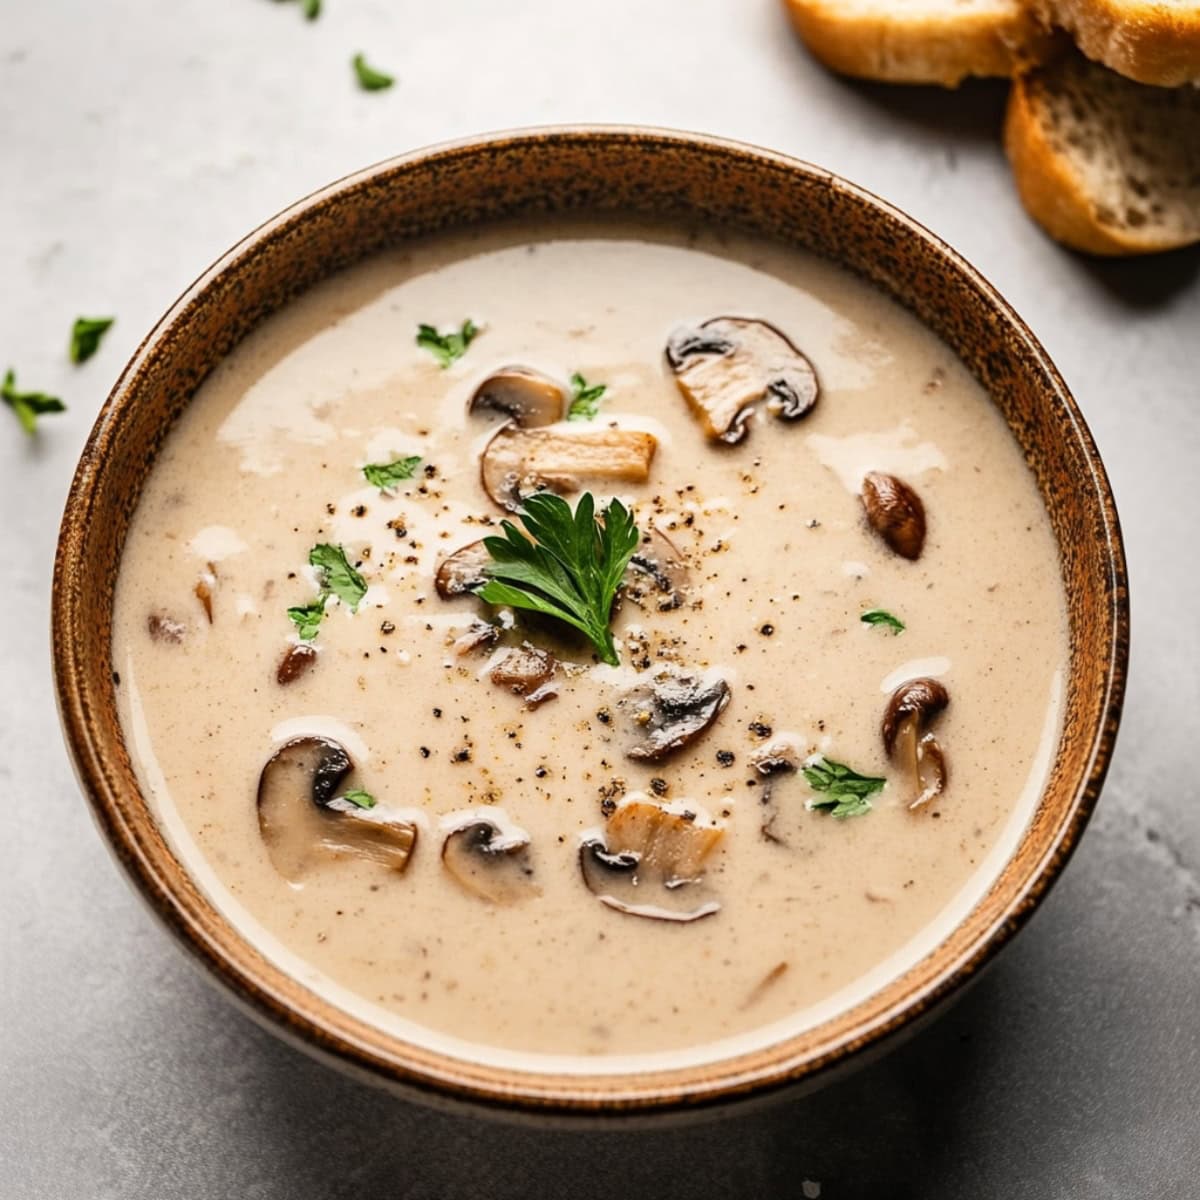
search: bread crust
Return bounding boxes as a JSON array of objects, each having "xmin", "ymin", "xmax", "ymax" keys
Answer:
[
  {"xmin": 1036, "ymin": 0, "xmax": 1200, "ymax": 86},
  {"xmin": 1004, "ymin": 69, "xmax": 1200, "ymax": 255},
  {"xmin": 783, "ymin": 0, "xmax": 1053, "ymax": 86}
]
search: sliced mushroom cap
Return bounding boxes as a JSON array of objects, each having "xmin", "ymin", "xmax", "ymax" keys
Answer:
[
  {"xmin": 625, "ymin": 528, "xmax": 690, "ymax": 611},
  {"xmin": 861, "ymin": 471, "xmax": 927, "ymax": 560},
  {"xmin": 452, "ymin": 619, "xmax": 501, "ymax": 656},
  {"xmin": 579, "ymin": 798, "xmax": 723, "ymax": 923},
  {"xmin": 620, "ymin": 669, "xmax": 731, "ymax": 762},
  {"xmin": 256, "ymin": 737, "xmax": 417, "ymax": 880},
  {"xmin": 666, "ymin": 317, "xmax": 818, "ymax": 444},
  {"xmin": 480, "ymin": 425, "xmax": 657, "ymax": 512},
  {"xmin": 195, "ymin": 562, "xmax": 217, "ymax": 623},
  {"xmin": 442, "ymin": 817, "xmax": 537, "ymax": 904},
  {"xmin": 882, "ymin": 678, "xmax": 950, "ymax": 809},
  {"xmin": 276, "ymin": 642, "xmax": 318, "ymax": 685},
  {"xmin": 468, "ymin": 366, "xmax": 565, "ymax": 428},
  {"xmin": 489, "ymin": 642, "xmax": 558, "ymax": 707},
  {"xmin": 435, "ymin": 540, "xmax": 491, "ymax": 599}
]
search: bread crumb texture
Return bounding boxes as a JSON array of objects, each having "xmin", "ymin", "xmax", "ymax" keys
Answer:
[{"xmin": 1005, "ymin": 48, "xmax": 1200, "ymax": 254}]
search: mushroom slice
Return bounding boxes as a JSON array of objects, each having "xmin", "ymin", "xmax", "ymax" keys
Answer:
[
  {"xmin": 625, "ymin": 528, "xmax": 690, "ymax": 611},
  {"xmin": 750, "ymin": 742, "xmax": 803, "ymax": 844},
  {"xmin": 480, "ymin": 425, "xmax": 657, "ymax": 512},
  {"xmin": 435, "ymin": 540, "xmax": 491, "ymax": 599},
  {"xmin": 861, "ymin": 471, "xmax": 927, "ymax": 560},
  {"xmin": 195, "ymin": 562, "xmax": 218, "ymax": 623},
  {"xmin": 276, "ymin": 642, "xmax": 318, "ymax": 685},
  {"xmin": 453, "ymin": 619, "xmax": 501, "ymax": 656},
  {"xmin": 256, "ymin": 736, "xmax": 417, "ymax": 880},
  {"xmin": 490, "ymin": 642, "xmax": 558, "ymax": 707},
  {"xmin": 579, "ymin": 798, "xmax": 723, "ymax": 923},
  {"xmin": 619, "ymin": 668, "xmax": 731, "ymax": 762},
  {"xmin": 882, "ymin": 678, "xmax": 950, "ymax": 809},
  {"xmin": 468, "ymin": 366, "xmax": 565, "ymax": 428},
  {"xmin": 441, "ymin": 815, "xmax": 537, "ymax": 904},
  {"xmin": 666, "ymin": 317, "xmax": 818, "ymax": 444}
]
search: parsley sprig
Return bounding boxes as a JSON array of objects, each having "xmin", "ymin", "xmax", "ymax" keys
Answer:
[
  {"xmin": 70, "ymin": 317, "xmax": 115, "ymax": 364},
  {"xmin": 803, "ymin": 756, "xmax": 885, "ymax": 819},
  {"xmin": 362, "ymin": 456, "xmax": 421, "ymax": 491},
  {"xmin": 310, "ymin": 543, "xmax": 367, "ymax": 609},
  {"xmin": 416, "ymin": 319, "xmax": 478, "ymax": 367},
  {"xmin": 287, "ymin": 544, "xmax": 368, "ymax": 641},
  {"xmin": 567, "ymin": 372, "xmax": 607, "ymax": 421},
  {"xmin": 2, "ymin": 369, "xmax": 65, "ymax": 436},
  {"xmin": 287, "ymin": 597, "xmax": 327, "ymax": 641},
  {"xmin": 861, "ymin": 608, "xmax": 905, "ymax": 635},
  {"xmin": 353, "ymin": 53, "xmax": 393, "ymax": 91},
  {"xmin": 476, "ymin": 492, "xmax": 639, "ymax": 666}
]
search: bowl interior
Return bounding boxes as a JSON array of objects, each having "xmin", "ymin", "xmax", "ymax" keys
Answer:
[{"xmin": 53, "ymin": 128, "xmax": 1128, "ymax": 1114}]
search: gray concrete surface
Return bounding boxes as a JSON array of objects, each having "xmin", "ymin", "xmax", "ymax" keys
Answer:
[{"xmin": 3, "ymin": 1, "xmax": 1197, "ymax": 1196}]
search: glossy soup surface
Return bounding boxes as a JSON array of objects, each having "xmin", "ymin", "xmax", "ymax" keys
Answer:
[{"xmin": 113, "ymin": 222, "xmax": 1067, "ymax": 1068}]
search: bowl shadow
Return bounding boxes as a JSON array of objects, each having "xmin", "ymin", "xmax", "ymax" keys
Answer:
[
  {"xmin": 216, "ymin": 969, "xmax": 1001, "ymax": 1200},
  {"xmin": 1071, "ymin": 243, "xmax": 1200, "ymax": 310}
]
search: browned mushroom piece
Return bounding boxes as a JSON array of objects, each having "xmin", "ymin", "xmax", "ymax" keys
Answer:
[
  {"xmin": 480, "ymin": 425, "xmax": 657, "ymax": 512},
  {"xmin": 579, "ymin": 798, "xmax": 723, "ymax": 923},
  {"xmin": 256, "ymin": 736, "xmax": 418, "ymax": 881},
  {"xmin": 435, "ymin": 540, "xmax": 491, "ymax": 599},
  {"xmin": 489, "ymin": 643, "xmax": 558, "ymax": 707},
  {"xmin": 861, "ymin": 472, "xmax": 927, "ymax": 560},
  {"xmin": 468, "ymin": 366, "xmax": 566, "ymax": 428},
  {"xmin": 625, "ymin": 528, "xmax": 690, "ymax": 612},
  {"xmin": 882, "ymin": 678, "xmax": 950, "ymax": 809},
  {"xmin": 147, "ymin": 613, "xmax": 186, "ymax": 643},
  {"xmin": 619, "ymin": 669, "xmax": 731, "ymax": 762},
  {"xmin": 750, "ymin": 742, "xmax": 803, "ymax": 844},
  {"xmin": 665, "ymin": 316, "xmax": 819, "ymax": 444},
  {"xmin": 276, "ymin": 642, "xmax": 318, "ymax": 685},
  {"xmin": 195, "ymin": 562, "xmax": 218, "ymax": 623},
  {"xmin": 442, "ymin": 817, "xmax": 537, "ymax": 904},
  {"xmin": 452, "ymin": 619, "xmax": 502, "ymax": 656}
]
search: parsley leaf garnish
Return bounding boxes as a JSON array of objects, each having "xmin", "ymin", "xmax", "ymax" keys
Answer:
[
  {"xmin": 362, "ymin": 456, "xmax": 421, "ymax": 491},
  {"xmin": 353, "ymin": 53, "xmax": 394, "ymax": 91},
  {"xmin": 803, "ymin": 756, "xmax": 885, "ymax": 818},
  {"xmin": 339, "ymin": 788, "xmax": 376, "ymax": 809},
  {"xmin": 2, "ymin": 369, "xmax": 65, "ymax": 436},
  {"xmin": 70, "ymin": 317, "xmax": 115, "ymax": 364},
  {"xmin": 416, "ymin": 320, "xmax": 478, "ymax": 367},
  {"xmin": 309, "ymin": 543, "xmax": 367, "ymax": 611},
  {"xmin": 567, "ymin": 372, "xmax": 607, "ymax": 421},
  {"xmin": 861, "ymin": 608, "xmax": 905, "ymax": 635},
  {"xmin": 476, "ymin": 491, "xmax": 639, "ymax": 667},
  {"xmin": 287, "ymin": 597, "xmax": 327, "ymax": 641}
]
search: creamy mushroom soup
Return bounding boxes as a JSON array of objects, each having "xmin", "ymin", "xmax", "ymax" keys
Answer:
[{"xmin": 113, "ymin": 222, "xmax": 1067, "ymax": 1068}]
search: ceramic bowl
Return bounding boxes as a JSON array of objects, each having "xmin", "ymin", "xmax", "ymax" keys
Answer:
[{"xmin": 53, "ymin": 127, "xmax": 1129, "ymax": 1117}]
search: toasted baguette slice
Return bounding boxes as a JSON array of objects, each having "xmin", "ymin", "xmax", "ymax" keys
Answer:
[
  {"xmin": 783, "ymin": 0, "xmax": 1052, "ymax": 86},
  {"xmin": 1005, "ymin": 49, "xmax": 1200, "ymax": 254},
  {"xmin": 1035, "ymin": 0, "xmax": 1200, "ymax": 86}
]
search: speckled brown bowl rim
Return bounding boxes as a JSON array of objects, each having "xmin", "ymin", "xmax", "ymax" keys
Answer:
[{"xmin": 53, "ymin": 126, "xmax": 1129, "ymax": 1118}]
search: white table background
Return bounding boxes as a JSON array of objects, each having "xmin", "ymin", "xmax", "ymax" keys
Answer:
[{"xmin": 4, "ymin": 2, "xmax": 1197, "ymax": 1196}]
